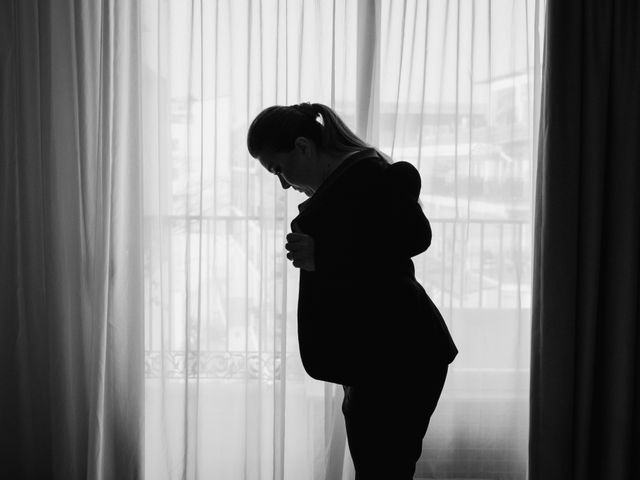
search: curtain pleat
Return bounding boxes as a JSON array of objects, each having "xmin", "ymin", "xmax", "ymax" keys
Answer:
[
  {"xmin": 1, "ymin": 1, "xmax": 52, "ymax": 478},
  {"xmin": 530, "ymin": 0, "xmax": 640, "ymax": 478}
]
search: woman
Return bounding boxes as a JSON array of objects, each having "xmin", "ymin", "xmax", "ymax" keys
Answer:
[{"xmin": 247, "ymin": 102, "xmax": 458, "ymax": 479}]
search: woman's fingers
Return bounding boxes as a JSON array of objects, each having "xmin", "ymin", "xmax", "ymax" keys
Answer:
[
  {"xmin": 286, "ymin": 233, "xmax": 308, "ymax": 242},
  {"xmin": 287, "ymin": 250, "xmax": 308, "ymax": 260},
  {"xmin": 284, "ymin": 232, "xmax": 315, "ymax": 271},
  {"xmin": 285, "ymin": 233, "xmax": 312, "ymax": 251},
  {"xmin": 285, "ymin": 242, "xmax": 302, "ymax": 251}
]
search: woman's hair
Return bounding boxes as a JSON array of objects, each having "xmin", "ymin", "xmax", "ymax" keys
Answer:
[{"xmin": 247, "ymin": 102, "xmax": 371, "ymax": 158}]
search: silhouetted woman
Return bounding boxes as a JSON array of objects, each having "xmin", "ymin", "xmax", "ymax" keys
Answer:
[{"xmin": 247, "ymin": 102, "xmax": 458, "ymax": 479}]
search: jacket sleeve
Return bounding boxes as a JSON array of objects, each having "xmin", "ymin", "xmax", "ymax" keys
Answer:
[{"xmin": 313, "ymin": 161, "xmax": 431, "ymax": 277}]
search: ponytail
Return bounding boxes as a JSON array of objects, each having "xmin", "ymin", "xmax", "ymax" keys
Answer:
[{"xmin": 304, "ymin": 103, "xmax": 372, "ymax": 154}]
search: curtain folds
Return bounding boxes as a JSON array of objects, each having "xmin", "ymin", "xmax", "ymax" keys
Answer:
[
  {"xmin": 1, "ymin": 1, "xmax": 143, "ymax": 479},
  {"xmin": 530, "ymin": 1, "xmax": 640, "ymax": 479}
]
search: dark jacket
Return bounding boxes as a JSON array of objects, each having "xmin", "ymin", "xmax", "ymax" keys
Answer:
[{"xmin": 290, "ymin": 149, "xmax": 458, "ymax": 386}]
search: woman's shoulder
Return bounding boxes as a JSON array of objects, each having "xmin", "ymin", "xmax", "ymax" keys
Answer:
[
  {"xmin": 350, "ymin": 152, "xmax": 422, "ymax": 201},
  {"xmin": 383, "ymin": 161, "xmax": 421, "ymax": 200}
]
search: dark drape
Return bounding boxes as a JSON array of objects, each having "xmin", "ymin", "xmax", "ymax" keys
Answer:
[
  {"xmin": 1, "ymin": 2, "xmax": 51, "ymax": 477},
  {"xmin": 1, "ymin": 1, "xmax": 144, "ymax": 478},
  {"xmin": 530, "ymin": 1, "xmax": 640, "ymax": 479}
]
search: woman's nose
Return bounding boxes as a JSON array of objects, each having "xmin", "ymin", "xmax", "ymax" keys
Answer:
[{"xmin": 278, "ymin": 175, "xmax": 291, "ymax": 189}]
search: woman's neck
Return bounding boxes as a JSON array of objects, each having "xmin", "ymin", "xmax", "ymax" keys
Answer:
[{"xmin": 321, "ymin": 149, "xmax": 364, "ymax": 181}]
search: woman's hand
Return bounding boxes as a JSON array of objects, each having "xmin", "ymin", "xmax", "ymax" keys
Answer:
[{"xmin": 285, "ymin": 233, "xmax": 316, "ymax": 271}]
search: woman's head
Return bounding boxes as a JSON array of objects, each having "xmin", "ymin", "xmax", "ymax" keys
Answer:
[{"xmin": 247, "ymin": 103, "xmax": 370, "ymax": 195}]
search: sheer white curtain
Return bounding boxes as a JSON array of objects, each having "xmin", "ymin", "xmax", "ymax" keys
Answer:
[{"xmin": 141, "ymin": 0, "xmax": 544, "ymax": 478}]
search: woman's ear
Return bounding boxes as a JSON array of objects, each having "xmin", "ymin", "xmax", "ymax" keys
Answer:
[{"xmin": 294, "ymin": 136, "xmax": 314, "ymax": 158}]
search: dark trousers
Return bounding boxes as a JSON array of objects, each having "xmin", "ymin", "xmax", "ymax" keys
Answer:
[{"xmin": 341, "ymin": 362, "xmax": 448, "ymax": 479}]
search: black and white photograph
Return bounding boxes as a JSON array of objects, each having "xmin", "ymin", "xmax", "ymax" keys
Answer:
[{"xmin": 2, "ymin": 0, "xmax": 638, "ymax": 479}]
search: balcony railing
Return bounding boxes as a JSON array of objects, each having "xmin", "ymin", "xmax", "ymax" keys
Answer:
[{"xmin": 143, "ymin": 216, "xmax": 531, "ymax": 378}]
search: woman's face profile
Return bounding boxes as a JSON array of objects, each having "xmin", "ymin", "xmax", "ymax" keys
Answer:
[{"xmin": 258, "ymin": 137, "xmax": 319, "ymax": 197}]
